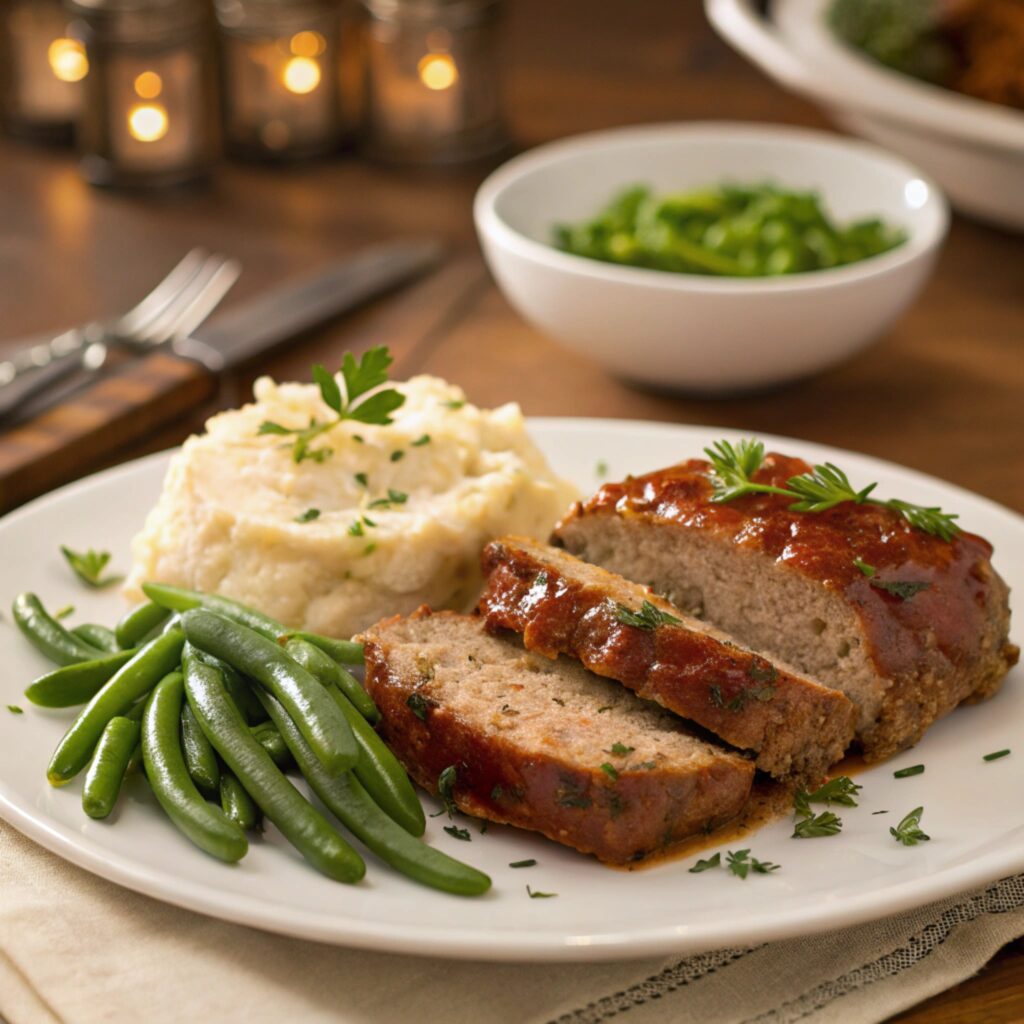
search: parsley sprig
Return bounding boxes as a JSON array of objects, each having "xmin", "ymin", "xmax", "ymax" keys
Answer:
[
  {"xmin": 614, "ymin": 600, "xmax": 682, "ymax": 630},
  {"xmin": 60, "ymin": 546, "xmax": 122, "ymax": 588},
  {"xmin": 689, "ymin": 853, "xmax": 721, "ymax": 873},
  {"xmin": 792, "ymin": 775, "xmax": 859, "ymax": 838},
  {"xmin": 890, "ymin": 806, "xmax": 930, "ymax": 846},
  {"xmin": 793, "ymin": 811, "xmax": 843, "ymax": 838},
  {"xmin": 793, "ymin": 776, "xmax": 862, "ymax": 818},
  {"xmin": 437, "ymin": 764, "xmax": 458, "ymax": 819},
  {"xmin": 727, "ymin": 849, "xmax": 780, "ymax": 878},
  {"xmin": 687, "ymin": 849, "xmax": 779, "ymax": 878},
  {"xmin": 703, "ymin": 439, "xmax": 960, "ymax": 541},
  {"xmin": 258, "ymin": 347, "xmax": 405, "ymax": 464}
]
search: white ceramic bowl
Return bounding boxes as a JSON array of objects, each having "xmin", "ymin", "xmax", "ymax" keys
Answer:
[
  {"xmin": 474, "ymin": 122, "xmax": 948, "ymax": 394},
  {"xmin": 707, "ymin": 0, "xmax": 1024, "ymax": 231}
]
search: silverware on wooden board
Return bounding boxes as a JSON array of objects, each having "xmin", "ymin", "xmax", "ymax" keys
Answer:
[
  {"xmin": 0, "ymin": 250, "xmax": 240, "ymax": 423},
  {"xmin": 0, "ymin": 239, "xmax": 444, "ymax": 426}
]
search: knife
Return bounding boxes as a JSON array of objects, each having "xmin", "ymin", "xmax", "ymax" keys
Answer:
[{"xmin": 0, "ymin": 238, "xmax": 444, "ymax": 512}]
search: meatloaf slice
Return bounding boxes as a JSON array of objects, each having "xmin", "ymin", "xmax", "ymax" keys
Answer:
[
  {"xmin": 553, "ymin": 451, "xmax": 1019, "ymax": 762},
  {"xmin": 359, "ymin": 608, "xmax": 754, "ymax": 865},
  {"xmin": 479, "ymin": 537, "xmax": 856, "ymax": 783}
]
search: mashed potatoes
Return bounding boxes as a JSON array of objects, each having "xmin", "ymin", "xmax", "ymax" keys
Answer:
[{"xmin": 127, "ymin": 373, "xmax": 577, "ymax": 637}]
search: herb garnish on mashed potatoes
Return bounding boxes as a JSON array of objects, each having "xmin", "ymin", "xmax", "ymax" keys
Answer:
[{"xmin": 127, "ymin": 350, "xmax": 578, "ymax": 638}]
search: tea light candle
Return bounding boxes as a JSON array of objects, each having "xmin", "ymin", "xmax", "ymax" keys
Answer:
[
  {"xmin": 359, "ymin": 0, "xmax": 505, "ymax": 165},
  {"xmin": 67, "ymin": 0, "xmax": 218, "ymax": 188},
  {"xmin": 1, "ymin": 0, "xmax": 88, "ymax": 142},
  {"xmin": 214, "ymin": 0, "xmax": 351, "ymax": 161}
]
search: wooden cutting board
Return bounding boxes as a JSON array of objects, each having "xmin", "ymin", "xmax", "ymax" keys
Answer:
[{"xmin": 0, "ymin": 352, "xmax": 214, "ymax": 514}]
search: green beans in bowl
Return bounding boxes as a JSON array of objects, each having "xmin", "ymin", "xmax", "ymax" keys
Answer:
[
  {"xmin": 474, "ymin": 122, "xmax": 949, "ymax": 394},
  {"xmin": 553, "ymin": 183, "xmax": 907, "ymax": 277}
]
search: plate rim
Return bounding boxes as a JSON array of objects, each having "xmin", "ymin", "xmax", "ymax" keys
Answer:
[{"xmin": 0, "ymin": 417, "xmax": 1020, "ymax": 962}]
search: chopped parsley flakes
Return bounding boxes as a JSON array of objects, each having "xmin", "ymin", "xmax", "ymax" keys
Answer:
[{"xmin": 527, "ymin": 885, "xmax": 557, "ymax": 898}]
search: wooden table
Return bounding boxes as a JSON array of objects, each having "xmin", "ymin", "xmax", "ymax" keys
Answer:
[{"xmin": 1, "ymin": 1, "xmax": 1021, "ymax": 1018}]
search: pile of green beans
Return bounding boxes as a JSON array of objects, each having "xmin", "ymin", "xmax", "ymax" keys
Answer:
[
  {"xmin": 553, "ymin": 183, "xmax": 908, "ymax": 277},
  {"xmin": 12, "ymin": 588, "xmax": 490, "ymax": 897}
]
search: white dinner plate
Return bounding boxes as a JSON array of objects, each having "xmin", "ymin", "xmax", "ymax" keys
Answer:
[{"xmin": 0, "ymin": 419, "xmax": 1020, "ymax": 962}]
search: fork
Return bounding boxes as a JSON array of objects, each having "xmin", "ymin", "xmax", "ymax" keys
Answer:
[{"xmin": 0, "ymin": 251, "xmax": 240, "ymax": 422}]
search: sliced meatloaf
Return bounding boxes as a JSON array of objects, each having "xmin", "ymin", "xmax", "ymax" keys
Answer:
[
  {"xmin": 478, "ymin": 536, "xmax": 856, "ymax": 783},
  {"xmin": 359, "ymin": 608, "xmax": 754, "ymax": 865},
  {"xmin": 553, "ymin": 452, "xmax": 1019, "ymax": 762}
]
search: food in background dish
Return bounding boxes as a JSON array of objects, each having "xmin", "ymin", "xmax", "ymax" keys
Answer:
[
  {"xmin": 829, "ymin": 0, "xmax": 1024, "ymax": 110},
  {"xmin": 127, "ymin": 351, "xmax": 577, "ymax": 638},
  {"xmin": 552, "ymin": 184, "xmax": 906, "ymax": 277}
]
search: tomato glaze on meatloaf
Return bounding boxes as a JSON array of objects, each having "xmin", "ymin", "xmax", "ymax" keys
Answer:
[
  {"xmin": 479, "ymin": 536, "xmax": 856, "ymax": 784},
  {"xmin": 553, "ymin": 452, "xmax": 1018, "ymax": 761}
]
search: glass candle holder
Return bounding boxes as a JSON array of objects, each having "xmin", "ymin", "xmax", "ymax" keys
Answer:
[
  {"xmin": 214, "ymin": 0, "xmax": 354, "ymax": 161},
  {"xmin": 67, "ymin": 0, "xmax": 219, "ymax": 188},
  {"xmin": 359, "ymin": 0, "xmax": 506, "ymax": 165},
  {"xmin": 0, "ymin": 0, "xmax": 88, "ymax": 142}
]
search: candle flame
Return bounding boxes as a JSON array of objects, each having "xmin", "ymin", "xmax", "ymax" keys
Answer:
[
  {"xmin": 127, "ymin": 103, "xmax": 169, "ymax": 143},
  {"xmin": 48, "ymin": 38, "xmax": 88, "ymax": 83},
  {"xmin": 282, "ymin": 56, "xmax": 321, "ymax": 95},
  {"xmin": 418, "ymin": 53, "xmax": 458, "ymax": 91},
  {"xmin": 134, "ymin": 71, "xmax": 163, "ymax": 99},
  {"xmin": 290, "ymin": 31, "xmax": 325, "ymax": 58}
]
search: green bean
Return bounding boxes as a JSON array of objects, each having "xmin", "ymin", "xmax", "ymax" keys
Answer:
[
  {"xmin": 190, "ymin": 647, "xmax": 267, "ymax": 724},
  {"xmin": 284, "ymin": 637, "xmax": 340, "ymax": 689},
  {"xmin": 82, "ymin": 715, "xmax": 140, "ymax": 819},
  {"xmin": 326, "ymin": 684, "xmax": 424, "ymax": 836},
  {"xmin": 286, "ymin": 634, "xmax": 378, "ymax": 724},
  {"xmin": 336, "ymin": 666, "xmax": 379, "ymax": 724},
  {"xmin": 142, "ymin": 671, "xmax": 247, "ymax": 863},
  {"xmin": 285, "ymin": 637, "xmax": 378, "ymax": 723},
  {"xmin": 126, "ymin": 741, "xmax": 144, "ymax": 777},
  {"xmin": 13, "ymin": 593, "xmax": 106, "ymax": 666},
  {"xmin": 183, "ymin": 648, "xmax": 364, "ymax": 882},
  {"xmin": 115, "ymin": 601, "xmax": 171, "ymax": 649},
  {"xmin": 181, "ymin": 702, "xmax": 220, "ymax": 795},
  {"xmin": 24, "ymin": 649, "xmax": 137, "ymax": 708},
  {"xmin": 142, "ymin": 583, "xmax": 364, "ymax": 675},
  {"xmin": 264, "ymin": 643, "xmax": 407, "ymax": 819},
  {"xmin": 124, "ymin": 699, "xmax": 146, "ymax": 722},
  {"xmin": 71, "ymin": 624, "xmax": 120, "ymax": 654},
  {"xmin": 286, "ymin": 631, "xmax": 364, "ymax": 666},
  {"xmin": 251, "ymin": 723, "xmax": 292, "ymax": 769},
  {"xmin": 220, "ymin": 772, "xmax": 260, "ymax": 832},
  {"xmin": 143, "ymin": 583, "xmax": 282, "ymax": 640},
  {"xmin": 180, "ymin": 610, "xmax": 356, "ymax": 774},
  {"xmin": 47, "ymin": 628, "xmax": 186, "ymax": 786},
  {"xmin": 257, "ymin": 691, "xmax": 489, "ymax": 896}
]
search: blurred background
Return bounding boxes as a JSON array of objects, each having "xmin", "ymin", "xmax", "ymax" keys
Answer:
[{"xmin": 0, "ymin": 0, "xmax": 1020, "ymax": 516}]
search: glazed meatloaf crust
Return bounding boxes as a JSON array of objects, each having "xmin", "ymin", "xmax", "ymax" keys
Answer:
[
  {"xmin": 479, "ymin": 537, "xmax": 856, "ymax": 783},
  {"xmin": 553, "ymin": 452, "xmax": 1019, "ymax": 762},
  {"xmin": 359, "ymin": 609, "xmax": 754, "ymax": 865}
]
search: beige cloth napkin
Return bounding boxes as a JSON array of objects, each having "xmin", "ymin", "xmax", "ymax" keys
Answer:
[{"xmin": 2, "ymin": 817, "xmax": 1022, "ymax": 1024}]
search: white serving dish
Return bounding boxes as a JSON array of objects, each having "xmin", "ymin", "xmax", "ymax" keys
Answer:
[
  {"xmin": 474, "ymin": 122, "xmax": 947, "ymax": 394},
  {"xmin": 707, "ymin": 0, "xmax": 1024, "ymax": 231}
]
